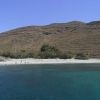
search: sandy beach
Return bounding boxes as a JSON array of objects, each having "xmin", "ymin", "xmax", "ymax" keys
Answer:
[{"xmin": 0, "ymin": 58, "xmax": 100, "ymax": 65}]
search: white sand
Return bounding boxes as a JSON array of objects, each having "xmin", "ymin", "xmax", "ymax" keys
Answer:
[{"xmin": 0, "ymin": 58, "xmax": 100, "ymax": 65}]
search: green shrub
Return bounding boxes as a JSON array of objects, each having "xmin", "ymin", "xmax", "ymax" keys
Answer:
[
  {"xmin": 43, "ymin": 32, "xmax": 52, "ymax": 35},
  {"xmin": 0, "ymin": 50, "xmax": 35, "ymax": 58},
  {"xmin": 75, "ymin": 53, "xmax": 89, "ymax": 59},
  {"xmin": 18, "ymin": 50, "xmax": 35, "ymax": 58},
  {"xmin": 58, "ymin": 52, "xmax": 73, "ymax": 59},
  {"xmin": 39, "ymin": 45, "xmax": 75, "ymax": 59},
  {"xmin": 0, "ymin": 52, "xmax": 12, "ymax": 58},
  {"xmin": 40, "ymin": 45, "xmax": 58, "ymax": 52},
  {"xmin": 39, "ymin": 44, "xmax": 59, "ymax": 58}
]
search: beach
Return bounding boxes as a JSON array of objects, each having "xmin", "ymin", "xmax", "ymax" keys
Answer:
[{"xmin": 0, "ymin": 58, "xmax": 100, "ymax": 65}]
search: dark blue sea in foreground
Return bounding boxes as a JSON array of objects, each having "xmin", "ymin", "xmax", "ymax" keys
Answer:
[{"xmin": 0, "ymin": 64, "xmax": 100, "ymax": 100}]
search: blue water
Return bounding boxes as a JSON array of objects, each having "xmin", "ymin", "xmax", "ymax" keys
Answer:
[{"xmin": 0, "ymin": 64, "xmax": 100, "ymax": 100}]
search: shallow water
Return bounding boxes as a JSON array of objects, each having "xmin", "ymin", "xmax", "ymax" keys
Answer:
[{"xmin": 0, "ymin": 64, "xmax": 100, "ymax": 100}]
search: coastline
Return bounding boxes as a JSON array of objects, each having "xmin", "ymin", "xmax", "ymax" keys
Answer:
[{"xmin": 0, "ymin": 58, "xmax": 100, "ymax": 65}]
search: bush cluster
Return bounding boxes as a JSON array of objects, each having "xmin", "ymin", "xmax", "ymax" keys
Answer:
[
  {"xmin": 38, "ymin": 45, "xmax": 59, "ymax": 58},
  {"xmin": 0, "ymin": 45, "xmax": 90, "ymax": 59},
  {"xmin": 75, "ymin": 53, "xmax": 89, "ymax": 59},
  {"xmin": 0, "ymin": 50, "xmax": 35, "ymax": 58}
]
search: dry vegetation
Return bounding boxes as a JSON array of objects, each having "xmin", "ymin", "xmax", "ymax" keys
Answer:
[{"xmin": 0, "ymin": 21, "xmax": 100, "ymax": 58}]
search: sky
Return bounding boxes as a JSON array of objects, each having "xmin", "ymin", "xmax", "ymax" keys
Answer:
[{"xmin": 0, "ymin": 0, "xmax": 100, "ymax": 32}]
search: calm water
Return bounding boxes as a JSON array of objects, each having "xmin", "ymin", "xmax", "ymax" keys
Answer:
[{"xmin": 0, "ymin": 64, "xmax": 100, "ymax": 100}]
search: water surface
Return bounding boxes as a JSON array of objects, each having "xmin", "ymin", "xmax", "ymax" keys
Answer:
[{"xmin": 0, "ymin": 64, "xmax": 100, "ymax": 100}]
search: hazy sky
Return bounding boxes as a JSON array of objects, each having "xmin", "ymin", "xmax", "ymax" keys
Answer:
[{"xmin": 0, "ymin": 0, "xmax": 100, "ymax": 32}]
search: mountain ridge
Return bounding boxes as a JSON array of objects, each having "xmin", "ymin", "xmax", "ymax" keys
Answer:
[{"xmin": 0, "ymin": 21, "xmax": 100, "ymax": 58}]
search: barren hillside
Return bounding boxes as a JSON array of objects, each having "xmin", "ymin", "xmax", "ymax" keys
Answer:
[{"xmin": 0, "ymin": 21, "xmax": 100, "ymax": 58}]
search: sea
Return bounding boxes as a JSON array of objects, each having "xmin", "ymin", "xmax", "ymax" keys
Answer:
[{"xmin": 0, "ymin": 64, "xmax": 100, "ymax": 100}]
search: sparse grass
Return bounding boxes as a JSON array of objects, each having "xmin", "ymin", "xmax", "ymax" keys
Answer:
[{"xmin": 0, "ymin": 21, "xmax": 100, "ymax": 58}]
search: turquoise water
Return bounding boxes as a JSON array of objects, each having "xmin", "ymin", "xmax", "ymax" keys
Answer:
[{"xmin": 0, "ymin": 64, "xmax": 100, "ymax": 100}]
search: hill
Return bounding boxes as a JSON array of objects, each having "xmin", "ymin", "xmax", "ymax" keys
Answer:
[{"xmin": 0, "ymin": 21, "xmax": 100, "ymax": 58}]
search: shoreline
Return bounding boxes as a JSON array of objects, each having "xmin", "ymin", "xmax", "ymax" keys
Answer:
[{"xmin": 0, "ymin": 58, "xmax": 100, "ymax": 65}]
